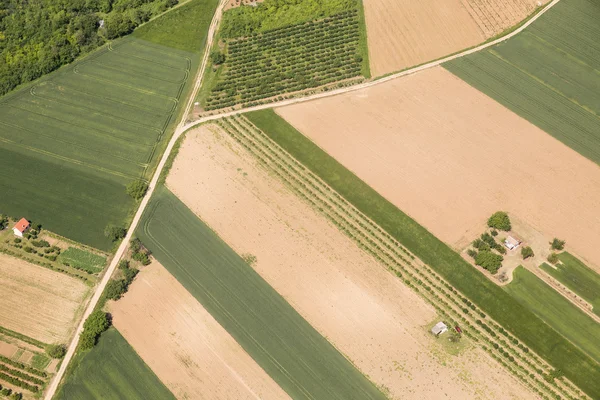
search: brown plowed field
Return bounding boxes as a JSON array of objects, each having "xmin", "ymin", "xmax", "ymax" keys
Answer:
[
  {"xmin": 364, "ymin": 0, "xmax": 546, "ymax": 77},
  {"xmin": 110, "ymin": 262, "xmax": 289, "ymax": 400},
  {"xmin": 165, "ymin": 124, "xmax": 538, "ymax": 400},
  {"xmin": 0, "ymin": 253, "xmax": 89, "ymax": 343},
  {"xmin": 276, "ymin": 66, "xmax": 600, "ymax": 273}
]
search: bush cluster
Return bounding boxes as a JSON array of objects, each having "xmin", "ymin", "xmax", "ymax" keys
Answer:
[
  {"xmin": 105, "ymin": 258, "xmax": 139, "ymax": 301},
  {"xmin": 521, "ymin": 246, "xmax": 534, "ymax": 260},
  {"xmin": 550, "ymin": 238, "xmax": 565, "ymax": 251},
  {"xmin": 0, "ymin": 384, "xmax": 22, "ymax": 399},
  {"xmin": 79, "ymin": 311, "xmax": 110, "ymax": 350},
  {"xmin": 126, "ymin": 180, "xmax": 149, "ymax": 201},
  {"xmin": 104, "ymin": 225, "xmax": 127, "ymax": 242},
  {"xmin": 46, "ymin": 344, "xmax": 66, "ymax": 359},
  {"xmin": 547, "ymin": 253, "xmax": 559, "ymax": 264},
  {"xmin": 130, "ymin": 239, "xmax": 151, "ymax": 266}
]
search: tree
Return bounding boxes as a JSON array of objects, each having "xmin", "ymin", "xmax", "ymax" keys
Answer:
[
  {"xmin": 547, "ymin": 253, "xmax": 559, "ymax": 264},
  {"xmin": 80, "ymin": 311, "xmax": 110, "ymax": 350},
  {"xmin": 211, "ymin": 50, "xmax": 226, "ymax": 65},
  {"xmin": 0, "ymin": 215, "xmax": 8, "ymax": 230},
  {"xmin": 105, "ymin": 279, "xmax": 127, "ymax": 300},
  {"xmin": 46, "ymin": 344, "xmax": 66, "ymax": 359},
  {"xmin": 104, "ymin": 225, "xmax": 126, "ymax": 242},
  {"xmin": 475, "ymin": 251, "xmax": 503, "ymax": 274},
  {"xmin": 550, "ymin": 238, "xmax": 565, "ymax": 251},
  {"xmin": 521, "ymin": 246, "xmax": 534, "ymax": 260},
  {"xmin": 487, "ymin": 211, "xmax": 511, "ymax": 231},
  {"xmin": 126, "ymin": 180, "xmax": 149, "ymax": 200}
]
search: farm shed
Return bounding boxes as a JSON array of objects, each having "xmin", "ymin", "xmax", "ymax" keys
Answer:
[
  {"xmin": 505, "ymin": 236, "xmax": 521, "ymax": 250},
  {"xmin": 431, "ymin": 322, "xmax": 448, "ymax": 336},
  {"xmin": 13, "ymin": 218, "xmax": 30, "ymax": 237}
]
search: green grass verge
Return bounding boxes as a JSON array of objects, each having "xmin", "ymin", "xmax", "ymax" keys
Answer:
[
  {"xmin": 505, "ymin": 266, "xmax": 600, "ymax": 363},
  {"xmin": 57, "ymin": 248, "xmax": 107, "ymax": 274},
  {"xmin": 356, "ymin": 0, "xmax": 371, "ymax": 78},
  {"xmin": 244, "ymin": 109, "xmax": 600, "ymax": 399},
  {"xmin": 444, "ymin": 0, "xmax": 600, "ymax": 165},
  {"xmin": 541, "ymin": 252, "xmax": 600, "ymax": 316},
  {"xmin": 136, "ymin": 187, "xmax": 386, "ymax": 400},
  {"xmin": 55, "ymin": 328, "xmax": 174, "ymax": 400},
  {"xmin": 133, "ymin": 0, "xmax": 220, "ymax": 52}
]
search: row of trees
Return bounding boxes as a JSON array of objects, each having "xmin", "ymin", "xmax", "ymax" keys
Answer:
[{"xmin": 0, "ymin": 385, "xmax": 22, "ymax": 400}]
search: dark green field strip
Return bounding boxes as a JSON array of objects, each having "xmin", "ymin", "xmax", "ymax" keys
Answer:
[
  {"xmin": 31, "ymin": 83, "xmax": 170, "ymax": 129},
  {"xmin": 56, "ymin": 328, "xmax": 174, "ymax": 400},
  {"xmin": 245, "ymin": 109, "xmax": 600, "ymax": 399},
  {"xmin": 51, "ymin": 73, "xmax": 178, "ymax": 114},
  {"xmin": 0, "ymin": 147, "xmax": 132, "ymax": 250},
  {"xmin": 74, "ymin": 63, "xmax": 184, "ymax": 99},
  {"xmin": 137, "ymin": 187, "xmax": 386, "ymax": 400},
  {"xmin": 505, "ymin": 267, "xmax": 600, "ymax": 363},
  {"xmin": 444, "ymin": 0, "xmax": 600, "ymax": 165},
  {"xmin": 132, "ymin": 0, "xmax": 220, "ymax": 53},
  {"xmin": 541, "ymin": 253, "xmax": 600, "ymax": 315}
]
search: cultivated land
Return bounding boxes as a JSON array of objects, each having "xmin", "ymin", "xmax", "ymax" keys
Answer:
[
  {"xmin": 362, "ymin": 0, "xmax": 544, "ymax": 76},
  {"xmin": 137, "ymin": 187, "xmax": 387, "ymax": 400},
  {"xmin": 246, "ymin": 108, "xmax": 600, "ymax": 399},
  {"xmin": 541, "ymin": 253, "xmax": 600, "ymax": 316},
  {"xmin": 276, "ymin": 67, "xmax": 600, "ymax": 273},
  {"xmin": 0, "ymin": 253, "xmax": 89, "ymax": 344},
  {"xmin": 445, "ymin": 0, "xmax": 600, "ymax": 166},
  {"xmin": 165, "ymin": 123, "xmax": 539, "ymax": 400},
  {"xmin": 505, "ymin": 267, "xmax": 600, "ymax": 363},
  {"xmin": 110, "ymin": 261, "xmax": 289, "ymax": 400},
  {"xmin": 55, "ymin": 328, "xmax": 174, "ymax": 400}
]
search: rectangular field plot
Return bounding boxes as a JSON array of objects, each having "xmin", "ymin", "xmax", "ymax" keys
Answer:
[
  {"xmin": 0, "ymin": 37, "xmax": 196, "ymax": 249},
  {"xmin": 56, "ymin": 328, "xmax": 174, "ymax": 400},
  {"xmin": 505, "ymin": 267, "xmax": 600, "ymax": 364},
  {"xmin": 541, "ymin": 253, "xmax": 600, "ymax": 315},
  {"xmin": 137, "ymin": 187, "xmax": 386, "ymax": 400},
  {"xmin": 444, "ymin": 0, "xmax": 600, "ymax": 165}
]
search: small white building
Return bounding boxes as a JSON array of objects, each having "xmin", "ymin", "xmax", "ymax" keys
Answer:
[
  {"xmin": 504, "ymin": 236, "xmax": 521, "ymax": 250},
  {"xmin": 13, "ymin": 218, "xmax": 30, "ymax": 237},
  {"xmin": 431, "ymin": 322, "xmax": 448, "ymax": 336}
]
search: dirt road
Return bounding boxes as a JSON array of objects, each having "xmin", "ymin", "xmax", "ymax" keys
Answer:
[{"xmin": 44, "ymin": 0, "xmax": 562, "ymax": 398}]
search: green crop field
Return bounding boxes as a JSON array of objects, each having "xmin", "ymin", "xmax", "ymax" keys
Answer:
[
  {"xmin": 0, "ymin": 0, "xmax": 219, "ymax": 250},
  {"xmin": 56, "ymin": 328, "xmax": 174, "ymax": 400},
  {"xmin": 58, "ymin": 248, "xmax": 107, "ymax": 274},
  {"xmin": 444, "ymin": 0, "xmax": 600, "ymax": 165},
  {"xmin": 245, "ymin": 109, "xmax": 600, "ymax": 399},
  {"xmin": 136, "ymin": 187, "xmax": 385, "ymax": 400},
  {"xmin": 505, "ymin": 267, "xmax": 600, "ymax": 363},
  {"xmin": 200, "ymin": 0, "xmax": 369, "ymax": 110},
  {"xmin": 541, "ymin": 253, "xmax": 600, "ymax": 316}
]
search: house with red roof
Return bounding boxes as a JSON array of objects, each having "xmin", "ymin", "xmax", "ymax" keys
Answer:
[{"xmin": 13, "ymin": 218, "xmax": 30, "ymax": 238}]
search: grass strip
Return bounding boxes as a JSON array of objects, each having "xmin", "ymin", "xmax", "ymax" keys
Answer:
[
  {"xmin": 136, "ymin": 186, "xmax": 386, "ymax": 400},
  {"xmin": 245, "ymin": 108, "xmax": 600, "ymax": 399}
]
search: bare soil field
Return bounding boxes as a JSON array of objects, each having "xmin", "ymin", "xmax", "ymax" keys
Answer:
[
  {"xmin": 363, "ymin": 0, "xmax": 545, "ymax": 77},
  {"xmin": 276, "ymin": 66, "xmax": 600, "ymax": 274},
  {"xmin": 165, "ymin": 124, "xmax": 538, "ymax": 400},
  {"xmin": 110, "ymin": 261, "xmax": 289, "ymax": 400},
  {"xmin": 0, "ymin": 253, "xmax": 89, "ymax": 343}
]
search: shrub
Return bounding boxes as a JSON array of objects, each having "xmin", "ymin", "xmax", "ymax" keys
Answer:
[
  {"xmin": 467, "ymin": 249, "xmax": 477, "ymax": 258},
  {"xmin": 475, "ymin": 251, "xmax": 503, "ymax": 274},
  {"xmin": 491, "ymin": 229, "xmax": 498, "ymax": 237},
  {"xmin": 46, "ymin": 344, "xmax": 66, "ymax": 359},
  {"xmin": 487, "ymin": 211, "xmax": 511, "ymax": 231},
  {"xmin": 105, "ymin": 280, "xmax": 128, "ymax": 301},
  {"xmin": 547, "ymin": 253, "xmax": 559, "ymax": 264},
  {"xmin": 550, "ymin": 238, "xmax": 565, "ymax": 251},
  {"xmin": 126, "ymin": 180, "xmax": 149, "ymax": 200},
  {"xmin": 31, "ymin": 240, "xmax": 50, "ymax": 248},
  {"xmin": 521, "ymin": 246, "xmax": 534, "ymax": 260},
  {"xmin": 79, "ymin": 311, "xmax": 110, "ymax": 350},
  {"xmin": 13, "ymin": 238, "xmax": 21, "ymax": 243},
  {"xmin": 23, "ymin": 246, "xmax": 33, "ymax": 253},
  {"xmin": 118, "ymin": 260, "xmax": 130, "ymax": 270},
  {"xmin": 104, "ymin": 225, "xmax": 127, "ymax": 242},
  {"xmin": 211, "ymin": 50, "xmax": 226, "ymax": 65}
]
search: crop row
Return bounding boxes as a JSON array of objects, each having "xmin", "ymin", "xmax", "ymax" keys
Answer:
[
  {"xmin": 0, "ymin": 364, "xmax": 44, "ymax": 386},
  {"xmin": 0, "ymin": 371, "xmax": 38, "ymax": 393},
  {"xmin": 0, "ymin": 356, "xmax": 46, "ymax": 378},
  {"xmin": 205, "ymin": 11, "xmax": 362, "ymax": 110},
  {"xmin": 218, "ymin": 116, "xmax": 585, "ymax": 400}
]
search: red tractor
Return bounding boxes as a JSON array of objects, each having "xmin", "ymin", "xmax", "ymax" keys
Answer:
[{"xmin": 455, "ymin": 325, "xmax": 463, "ymax": 334}]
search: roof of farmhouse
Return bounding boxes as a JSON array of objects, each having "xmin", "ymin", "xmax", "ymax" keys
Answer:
[{"xmin": 13, "ymin": 218, "xmax": 30, "ymax": 233}]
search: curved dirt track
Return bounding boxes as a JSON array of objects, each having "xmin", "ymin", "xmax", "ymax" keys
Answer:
[{"xmin": 45, "ymin": 0, "xmax": 562, "ymax": 398}]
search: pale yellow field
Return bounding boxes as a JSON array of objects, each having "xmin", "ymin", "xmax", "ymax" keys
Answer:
[
  {"xmin": 364, "ymin": 0, "xmax": 546, "ymax": 76},
  {"xmin": 111, "ymin": 262, "xmax": 289, "ymax": 400},
  {"xmin": 0, "ymin": 253, "xmax": 89, "ymax": 343},
  {"xmin": 276, "ymin": 66, "xmax": 600, "ymax": 273},
  {"xmin": 165, "ymin": 124, "xmax": 538, "ymax": 400}
]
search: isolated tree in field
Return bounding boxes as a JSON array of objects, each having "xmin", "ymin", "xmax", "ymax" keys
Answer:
[
  {"xmin": 104, "ymin": 224, "xmax": 126, "ymax": 242},
  {"xmin": 80, "ymin": 311, "xmax": 111, "ymax": 350},
  {"xmin": 547, "ymin": 253, "xmax": 559, "ymax": 264},
  {"xmin": 521, "ymin": 246, "xmax": 534, "ymax": 260},
  {"xmin": 126, "ymin": 180, "xmax": 149, "ymax": 200},
  {"xmin": 475, "ymin": 251, "xmax": 503, "ymax": 274},
  {"xmin": 46, "ymin": 344, "xmax": 66, "ymax": 359},
  {"xmin": 487, "ymin": 211, "xmax": 511, "ymax": 231},
  {"xmin": 550, "ymin": 238, "xmax": 565, "ymax": 251}
]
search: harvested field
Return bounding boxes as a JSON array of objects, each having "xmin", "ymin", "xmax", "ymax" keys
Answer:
[
  {"xmin": 363, "ymin": 0, "xmax": 545, "ymax": 76},
  {"xmin": 0, "ymin": 253, "xmax": 89, "ymax": 343},
  {"xmin": 110, "ymin": 262, "xmax": 289, "ymax": 400},
  {"xmin": 276, "ymin": 66, "xmax": 600, "ymax": 273},
  {"xmin": 165, "ymin": 124, "xmax": 538, "ymax": 400}
]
